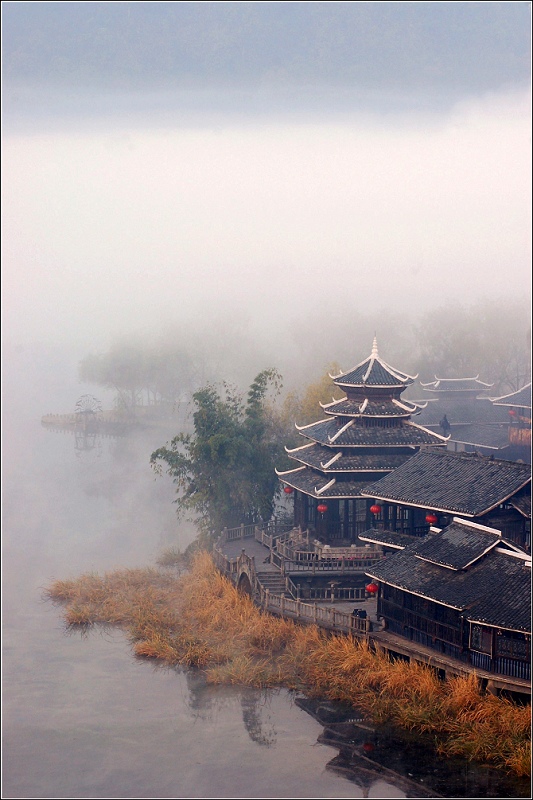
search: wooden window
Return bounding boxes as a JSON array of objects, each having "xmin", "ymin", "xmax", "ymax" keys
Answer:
[
  {"xmin": 470, "ymin": 624, "xmax": 492, "ymax": 655},
  {"xmin": 496, "ymin": 633, "xmax": 530, "ymax": 661}
]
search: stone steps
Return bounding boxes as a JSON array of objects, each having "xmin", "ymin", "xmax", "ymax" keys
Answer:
[{"xmin": 255, "ymin": 570, "xmax": 290, "ymax": 596}]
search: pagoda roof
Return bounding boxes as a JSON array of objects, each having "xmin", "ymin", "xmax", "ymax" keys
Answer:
[
  {"xmin": 276, "ymin": 465, "xmax": 375, "ymax": 499},
  {"xmin": 365, "ymin": 520, "xmax": 531, "ymax": 631},
  {"xmin": 361, "ymin": 449, "xmax": 531, "ymax": 517},
  {"xmin": 412, "ymin": 397, "xmax": 510, "ymax": 427},
  {"xmin": 296, "ymin": 417, "xmax": 449, "ymax": 448},
  {"xmin": 330, "ymin": 338, "xmax": 417, "ymax": 389},
  {"xmin": 320, "ymin": 396, "xmax": 425, "ymax": 419},
  {"xmin": 489, "ymin": 383, "xmax": 532, "ymax": 410},
  {"xmin": 443, "ymin": 422, "xmax": 511, "ymax": 451},
  {"xmin": 285, "ymin": 441, "xmax": 410, "ymax": 473},
  {"xmin": 420, "ymin": 376, "xmax": 493, "ymax": 394}
]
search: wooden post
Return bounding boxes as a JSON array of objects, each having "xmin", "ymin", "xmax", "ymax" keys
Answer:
[
  {"xmin": 313, "ymin": 603, "xmax": 317, "ymax": 623},
  {"xmin": 265, "ymin": 588, "xmax": 270, "ymax": 609},
  {"xmin": 223, "ymin": 527, "xmax": 228, "ymax": 541},
  {"xmin": 296, "ymin": 598, "xmax": 301, "ymax": 618},
  {"xmin": 240, "ymin": 523, "xmax": 245, "ymax": 538},
  {"xmin": 280, "ymin": 594, "xmax": 285, "ymax": 614}
]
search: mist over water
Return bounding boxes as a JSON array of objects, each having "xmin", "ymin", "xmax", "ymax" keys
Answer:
[
  {"xmin": 3, "ymin": 87, "xmax": 531, "ymax": 362},
  {"xmin": 2, "ymin": 348, "xmax": 405, "ymax": 799},
  {"xmin": 2, "ymin": 5, "xmax": 531, "ymax": 797}
]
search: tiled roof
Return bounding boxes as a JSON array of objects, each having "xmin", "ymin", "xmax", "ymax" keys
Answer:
[
  {"xmin": 361, "ymin": 450, "xmax": 531, "ymax": 516},
  {"xmin": 321, "ymin": 397, "xmax": 422, "ymax": 418},
  {"xmin": 490, "ymin": 383, "xmax": 532, "ymax": 410},
  {"xmin": 276, "ymin": 466, "xmax": 374, "ymax": 499},
  {"xmin": 366, "ymin": 534, "xmax": 531, "ymax": 631},
  {"xmin": 412, "ymin": 398, "xmax": 510, "ymax": 427},
  {"xmin": 331, "ymin": 338, "xmax": 416, "ymax": 389},
  {"xmin": 509, "ymin": 492, "xmax": 531, "ymax": 518},
  {"xmin": 297, "ymin": 418, "xmax": 448, "ymax": 448},
  {"xmin": 410, "ymin": 520, "xmax": 501, "ymax": 569},
  {"xmin": 334, "ymin": 358, "xmax": 415, "ymax": 388},
  {"xmin": 420, "ymin": 377, "xmax": 493, "ymax": 393},
  {"xmin": 445, "ymin": 423, "xmax": 511, "ymax": 450},
  {"xmin": 465, "ymin": 567, "xmax": 531, "ymax": 631},
  {"xmin": 286, "ymin": 442, "xmax": 411, "ymax": 473},
  {"xmin": 358, "ymin": 529, "xmax": 421, "ymax": 549}
]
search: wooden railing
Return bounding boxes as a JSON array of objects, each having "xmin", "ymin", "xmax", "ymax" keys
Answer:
[
  {"xmin": 217, "ymin": 520, "xmax": 294, "ymax": 545},
  {"xmin": 260, "ymin": 591, "xmax": 372, "ymax": 635},
  {"xmin": 280, "ymin": 557, "xmax": 384, "ymax": 574},
  {"xmin": 213, "ymin": 533, "xmax": 372, "ymax": 636}
]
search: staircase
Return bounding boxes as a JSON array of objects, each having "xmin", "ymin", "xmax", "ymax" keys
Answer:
[{"xmin": 255, "ymin": 569, "xmax": 293, "ymax": 598}]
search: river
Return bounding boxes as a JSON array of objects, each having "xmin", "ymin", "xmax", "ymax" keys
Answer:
[{"xmin": 2, "ymin": 345, "xmax": 530, "ymax": 799}]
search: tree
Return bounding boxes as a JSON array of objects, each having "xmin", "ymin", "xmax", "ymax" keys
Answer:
[
  {"xmin": 150, "ymin": 369, "xmax": 285, "ymax": 545},
  {"xmin": 277, "ymin": 362, "xmax": 345, "ymax": 430}
]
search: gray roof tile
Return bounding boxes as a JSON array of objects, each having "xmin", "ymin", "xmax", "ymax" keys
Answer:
[
  {"xmin": 366, "ymin": 531, "xmax": 531, "ymax": 631},
  {"xmin": 361, "ymin": 450, "xmax": 531, "ymax": 516},
  {"xmin": 298, "ymin": 418, "xmax": 446, "ymax": 448}
]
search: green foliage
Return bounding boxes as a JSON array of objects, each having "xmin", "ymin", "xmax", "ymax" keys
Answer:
[{"xmin": 150, "ymin": 369, "xmax": 285, "ymax": 542}]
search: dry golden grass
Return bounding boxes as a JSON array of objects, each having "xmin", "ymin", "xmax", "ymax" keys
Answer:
[{"xmin": 46, "ymin": 550, "xmax": 531, "ymax": 778}]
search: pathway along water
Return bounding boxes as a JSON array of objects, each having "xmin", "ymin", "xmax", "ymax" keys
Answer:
[{"xmin": 2, "ymin": 354, "xmax": 530, "ymax": 798}]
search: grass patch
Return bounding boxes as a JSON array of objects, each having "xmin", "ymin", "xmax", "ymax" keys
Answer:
[{"xmin": 45, "ymin": 550, "xmax": 531, "ymax": 778}]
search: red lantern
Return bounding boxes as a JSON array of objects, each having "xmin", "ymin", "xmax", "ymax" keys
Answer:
[
  {"xmin": 283, "ymin": 486, "xmax": 294, "ymax": 494},
  {"xmin": 509, "ymin": 409, "xmax": 516, "ymax": 417},
  {"xmin": 365, "ymin": 582, "xmax": 379, "ymax": 594},
  {"xmin": 370, "ymin": 504, "xmax": 381, "ymax": 515},
  {"xmin": 363, "ymin": 742, "xmax": 375, "ymax": 753},
  {"xmin": 426, "ymin": 513, "xmax": 438, "ymax": 525},
  {"xmin": 317, "ymin": 503, "xmax": 328, "ymax": 514}
]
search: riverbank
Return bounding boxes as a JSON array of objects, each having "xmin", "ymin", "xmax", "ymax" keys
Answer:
[{"xmin": 46, "ymin": 550, "xmax": 531, "ymax": 779}]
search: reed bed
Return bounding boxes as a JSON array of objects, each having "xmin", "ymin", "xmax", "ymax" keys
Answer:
[{"xmin": 46, "ymin": 551, "xmax": 531, "ymax": 777}]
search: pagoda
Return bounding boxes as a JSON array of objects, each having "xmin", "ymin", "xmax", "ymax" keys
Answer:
[{"xmin": 276, "ymin": 338, "xmax": 449, "ymax": 543}]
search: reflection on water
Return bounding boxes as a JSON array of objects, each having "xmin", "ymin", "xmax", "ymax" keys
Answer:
[{"xmin": 2, "ymin": 353, "xmax": 531, "ymax": 798}]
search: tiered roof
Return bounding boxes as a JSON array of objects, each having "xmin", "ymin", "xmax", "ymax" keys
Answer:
[
  {"xmin": 277, "ymin": 339, "xmax": 448, "ymax": 500},
  {"xmin": 331, "ymin": 340, "xmax": 417, "ymax": 389}
]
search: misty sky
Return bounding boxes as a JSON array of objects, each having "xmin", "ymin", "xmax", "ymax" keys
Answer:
[{"xmin": 2, "ymin": 2, "xmax": 531, "ymax": 360}]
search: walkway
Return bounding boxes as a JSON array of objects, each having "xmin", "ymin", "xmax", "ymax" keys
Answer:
[{"xmin": 216, "ymin": 531, "xmax": 530, "ymax": 695}]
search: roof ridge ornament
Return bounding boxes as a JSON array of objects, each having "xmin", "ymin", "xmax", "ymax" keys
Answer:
[{"xmin": 371, "ymin": 336, "xmax": 379, "ymax": 357}]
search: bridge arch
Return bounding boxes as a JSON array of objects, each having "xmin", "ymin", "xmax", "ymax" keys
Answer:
[{"xmin": 237, "ymin": 567, "xmax": 254, "ymax": 597}]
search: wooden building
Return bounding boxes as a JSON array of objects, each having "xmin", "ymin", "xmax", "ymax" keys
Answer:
[
  {"xmin": 411, "ymin": 376, "xmax": 515, "ymax": 459},
  {"xmin": 360, "ymin": 448, "xmax": 531, "ymax": 551},
  {"xmin": 276, "ymin": 339, "xmax": 448, "ymax": 543},
  {"xmin": 362, "ymin": 518, "xmax": 531, "ymax": 683},
  {"xmin": 489, "ymin": 383, "xmax": 532, "ymax": 463}
]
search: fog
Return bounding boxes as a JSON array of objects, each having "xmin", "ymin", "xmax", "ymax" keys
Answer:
[
  {"xmin": 2, "ymin": 3, "xmax": 531, "ymax": 399},
  {"xmin": 1, "ymin": 8, "xmax": 531, "ymax": 798},
  {"xmin": 3, "ymin": 92, "xmax": 530, "ymax": 381}
]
